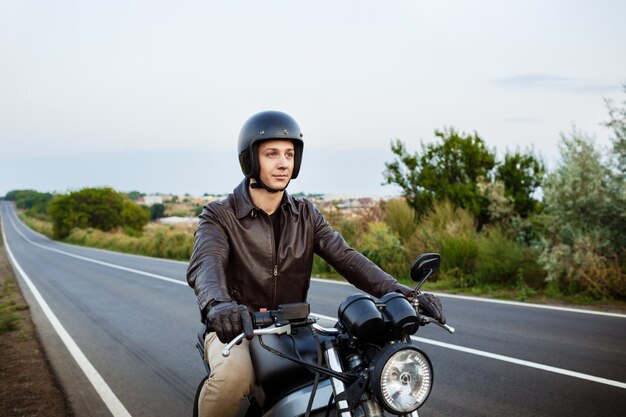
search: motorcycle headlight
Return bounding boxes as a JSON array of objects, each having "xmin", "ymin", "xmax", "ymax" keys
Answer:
[{"xmin": 370, "ymin": 344, "xmax": 433, "ymax": 414}]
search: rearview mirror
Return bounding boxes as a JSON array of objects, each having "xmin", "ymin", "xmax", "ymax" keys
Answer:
[{"xmin": 410, "ymin": 253, "xmax": 441, "ymax": 290}]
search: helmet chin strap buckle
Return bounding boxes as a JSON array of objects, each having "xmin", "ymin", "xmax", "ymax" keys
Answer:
[{"xmin": 250, "ymin": 178, "xmax": 289, "ymax": 193}]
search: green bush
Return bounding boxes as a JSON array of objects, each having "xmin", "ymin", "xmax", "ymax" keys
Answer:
[
  {"xmin": 406, "ymin": 200, "xmax": 477, "ymax": 273},
  {"xmin": 382, "ymin": 198, "xmax": 417, "ymax": 243},
  {"xmin": 4, "ymin": 189, "xmax": 53, "ymax": 217},
  {"xmin": 150, "ymin": 203, "xmax": 166, "ymax": 220},
  {"xmin": 541, "ymin": 236, "xmax": 625, "ymax": 299},
  {"xmin": 49, "ymin": 187, "xmax": 149, "ymax": 239},
  {"xmin": 359, "ymin": 222, "xmax": 408, "ymax": 279},
  {"xmin": 475, "ymin": 227, "xmax": 545, "ymax": 287},
  {"xmin": 540, "ymin": 129, "xmax": 625, "ymax": 299},
  {"xmin": 440, "ymin": 234, "xmax": 479, "ymax": 284},
  {"xmin": 403, "ymin": 200, "xmax": 545, "ymax": 290}
]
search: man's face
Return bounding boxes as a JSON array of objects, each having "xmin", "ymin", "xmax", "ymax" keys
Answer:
[{"xmin": 257, "ymin": 140, "xmax": 295, "ymax": 190}]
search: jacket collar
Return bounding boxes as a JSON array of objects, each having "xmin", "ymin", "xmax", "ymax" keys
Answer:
[{"xmin": 233, "ymin": 178, "xmax": 299, "ymax": 221}]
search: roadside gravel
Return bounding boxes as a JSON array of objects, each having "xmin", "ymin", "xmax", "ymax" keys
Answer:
[{"xmin": 0, "ymin": 227, "xmax": 71, "ymax": 417}]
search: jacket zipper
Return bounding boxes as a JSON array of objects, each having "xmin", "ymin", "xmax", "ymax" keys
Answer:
[{"xmin": 267, "ymin": 212, "xmax": 279, "ymax": 308}]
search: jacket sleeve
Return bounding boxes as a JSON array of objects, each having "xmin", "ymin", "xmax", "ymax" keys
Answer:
[
  {"xmin": 186, "ymin": 206, "xmax": 232, "ymax": 321},
  {"xmin": 310, "ymin": 203, "xmax": 412, "ymax": 298}
]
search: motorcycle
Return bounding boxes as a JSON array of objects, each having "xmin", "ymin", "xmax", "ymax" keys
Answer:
[{"xmin": 193, "ymin": 253, "xmax": 454, "ymax": 417}]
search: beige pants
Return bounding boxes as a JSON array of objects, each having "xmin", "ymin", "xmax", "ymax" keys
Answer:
[{"xmin": 198, "ymin": 332, "xmax": 255, "ymax": 417}]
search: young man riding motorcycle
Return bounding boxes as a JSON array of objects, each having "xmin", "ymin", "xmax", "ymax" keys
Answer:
[{"xmin": 186, "ymin": 110, "xmax": 446, "ymax": 417}]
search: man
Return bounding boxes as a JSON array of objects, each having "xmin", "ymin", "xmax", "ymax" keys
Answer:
[{"xmin": 187, "ymin": 110, "xmax": 445, "ymax": 417}]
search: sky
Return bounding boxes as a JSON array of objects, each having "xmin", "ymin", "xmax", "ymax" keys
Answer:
[{"xmin": 1, "ymin": 0, "xmax": 625, "ymax": 197}]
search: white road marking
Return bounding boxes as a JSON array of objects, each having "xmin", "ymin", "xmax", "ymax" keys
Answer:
[
  {"xmin": 311, "ymin": 313, "xmax": 626, "ymax": 390},
  {"xmin": 311, "ymin": 279, "xmax": 626, "ymax": 319},
  {"xmin": 6, "ymin": 212, "xmax": 185, "ymax": 286},
  {"xmin": 1, "ymin": 212, "xmax": 133, "ymax": 417}
]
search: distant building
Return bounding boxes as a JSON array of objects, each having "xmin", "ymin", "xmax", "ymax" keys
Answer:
[
  {"xmin": 336, "ymin": 197, "xmax": 376, "ymax": 210},
  {"xmin": 158, "ymin": 216, "xmax": 199, "ymax": 226},
  {"xmin": 136, "ymin": 195, "xmax": 164, "ymax": 206}
]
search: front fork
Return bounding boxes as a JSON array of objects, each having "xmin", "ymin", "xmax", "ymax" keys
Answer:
[{"xmin": 323, "ymin": 340, "xmax": 352, "ymax": 417}]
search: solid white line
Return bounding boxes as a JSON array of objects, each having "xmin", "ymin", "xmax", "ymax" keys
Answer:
[
  {"xmin": 1, "ymin": 213, "xmax": 133, "ymax": 417},
  {"xmin": 410, "ymin": 336, "xmax": 626, "ymax": 390},
  {"xmin": 311, "ymin": 313, "xmax": 626, "ymax": 390},
  {"xmin": 431, "ymin": 293, "xmax": 626, "ymax": 319},
  {"xmin": 311, "ymin": 278, "xmax": 626, "ymax": 319},
  {"xmin": 13, "ymin": 214, "xmax": 188, "ymax": 265},
  {"xmin": 6, "ymin": 213, "xmax": 186, "ymax": 286}
]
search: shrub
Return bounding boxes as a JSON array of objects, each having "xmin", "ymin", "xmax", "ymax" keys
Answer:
[
  {"xmin": 359, "ymin": 222, "xmax": 407, "ymax": 279},
  {"xmin": 475, "ymin": 227, "xmax": 545, "ymax": 287},
  {"xmin": 4, "ymin": 189, "xmax": 53, "ymax": 216},
  {"xmin": 49, "ymin": 187, "xmax": 148, "ymax": 239},
  {"xmin": 541, "ymin": 236, "xmax": 625, "ymax": 299},
  {"xmin": 382, "ymin": 198, "xmax": 417, "ymax": 243},
  {"xmin": 404, "ymin": 201, "xmax": 473, "ymax": 284},
  {"xmin": 541, "ymin": 129, "xmax": 626, "ymax": 299}
]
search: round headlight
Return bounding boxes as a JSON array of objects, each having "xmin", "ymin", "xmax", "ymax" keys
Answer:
[{"xmin": 370, "ymin": 344, "xmax": 433, "ymax": 414}]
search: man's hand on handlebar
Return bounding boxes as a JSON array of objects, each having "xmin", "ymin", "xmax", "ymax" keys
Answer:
[
  {"xmin": 416, "ymin": 293, "xmax": 446, "ymax": 324},
  {"xmin": 207, "ymin": 301, "xmax": 254, "ymax": 344}
]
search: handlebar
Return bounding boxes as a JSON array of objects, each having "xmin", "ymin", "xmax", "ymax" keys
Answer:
[
  {"xmin": 222, "ymin": 298, "xmax": 455, "ymax": 356},
  {"xmin": 222, "ymin": 322, "xmax": 292, "ymax": 357}
]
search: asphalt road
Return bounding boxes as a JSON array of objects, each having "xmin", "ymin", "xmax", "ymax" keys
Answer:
[{"xmin": 2, "ymin": 201, "xmax": 625, "ymax": 417}]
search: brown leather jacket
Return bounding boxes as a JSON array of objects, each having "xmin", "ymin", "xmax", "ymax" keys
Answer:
[{"xmin": 186, "ymin": 179, "xmax": 411, "ymax": 320}]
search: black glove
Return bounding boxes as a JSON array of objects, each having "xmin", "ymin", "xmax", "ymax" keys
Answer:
[
  {"xmin": 207, "ymin": 301, "xmax": 254, "ymax": 344},
  {"xmin": 417, "ymin": 293, "xmax": 446, "ymax": 324}
]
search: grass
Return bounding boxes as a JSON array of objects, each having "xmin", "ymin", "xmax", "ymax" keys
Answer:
[
  {"xmin": 0, "ymin": 227, "xmax": 29, "ymax": 334},
  {"xmin": 20, "ymin": 212, "xmax": 195, "ymax": 261}
]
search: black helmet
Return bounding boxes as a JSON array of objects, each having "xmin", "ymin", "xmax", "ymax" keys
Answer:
[{"xmin": 238, "ymin": 110, "xmax": 304, "ymax": 181}]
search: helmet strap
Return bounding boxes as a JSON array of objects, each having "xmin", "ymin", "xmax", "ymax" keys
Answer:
[{"xmin": 250, "ymin": 177, "xmax": 289, "ymax": 193}]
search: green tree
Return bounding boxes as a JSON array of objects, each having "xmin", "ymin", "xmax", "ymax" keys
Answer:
[
  {"xmin": 604, "ymin": 84, "xmax": 626, "ymax": 173},
  {"xmin": 121, "ymin": 200, "xmax": 150, "ymax": 231},
  {"xmin": 541, "ymin": 128, "xmax": 625, "ymax": 298},
  {"xmin": 150, "ymin": 203, "xmax": 166, "ymax": 221},
  {"xmin": 4, "ymin": 189, "xmax": 53, "ymax": 211},
  {"xmin": 49, "ymin": 187, "xmax": 148, "ymax": 239},
  {"xmin": 383, "ymin": 128, "xmax": 496, "ymax": 223},
  {"xmin": 126, "ymin": 191, "xmax": 144, "ymax": 201},
  {"xmin": 495, "ymin": 149, "xmax": 545, "ymax": 217}
]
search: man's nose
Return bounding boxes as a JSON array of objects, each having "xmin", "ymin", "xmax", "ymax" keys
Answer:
[{"xmin": 277, "ymin": 154, "xmax": 289, "ymax": 167}]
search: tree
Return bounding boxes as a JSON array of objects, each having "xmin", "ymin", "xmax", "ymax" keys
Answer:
[
  {"xmin": 383, "ymin": 128, "xmax": 496, "ymax": 223},
  {"xmin": 126, "ymin": 191, "xmax": 144, "ymax": 201},
  {"xmin": 540, "ymin": 128, "xmax": 625, "ymax": 298},
  {"xmin": 495, "ymin": 149, "xmax": 545, "ymax": 217},
  {"xmin": 150, "ymin": 203, "xmax": 166, "ymax": 221},
  {"xmin": 49, "ymin": 187, "xmax": 149, "ymax": 239},
  {"xmin": 604, "ymin": 84, "xmax": 626, "ymax": 174},
  {"xmin": 4, "ymin": 189, "xmax": 53, "ymax": 215}
]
